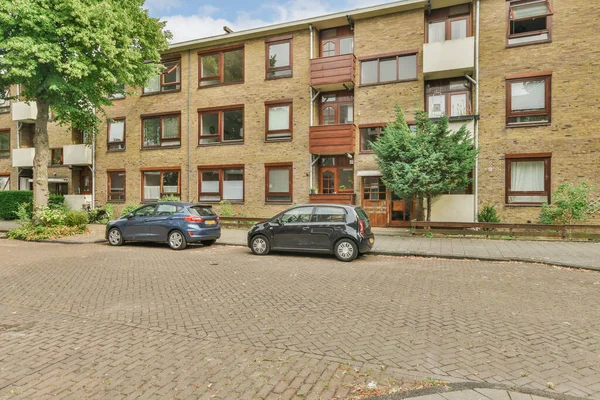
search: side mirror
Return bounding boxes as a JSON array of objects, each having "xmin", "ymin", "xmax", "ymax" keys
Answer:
[
  {"xmin": 126, "ymin": 212, "xmax": 134, "ymax": 219},
  {"xmin": 273, "ymin": 218, "xmax": 282, "ymax": 226}
]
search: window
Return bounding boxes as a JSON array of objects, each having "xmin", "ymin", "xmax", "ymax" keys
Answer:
[
  {"xmin": 280, "ymin": 207, "xmax": 313, "ymax": 224},
  {"xmin": 199, "ymin": 47, "xmax": 244, "ymax": 87},
  {"xmin": 360, "ymin": 52, "xmax": 417, "ymax": 85},
  {"xmin": 73, "ymin": 128, "xmax": 91, "ymax": 145},
  {"xmin": 266, "ymin": 36, "xmax": 292, "ymax": 79},
  {"xmin": 108, "ymin": 84, "xmax": 125, "ymax": 100},
  {"xmin": 0, "ymin": 89, "xmax": 10, "ymax": 113},
  {"xmin": 427, "ymin": 4, "xmax": 471, "ymax": 43},
  {"xmin": 319, "ymin": 156, "xmax": 354, "ymax": 194},
  {"xmin": 363, "ymin": 177, "xmax": 386, "ymax": 200},
  {"xmin": 507, "ymin": 0, "xmax": 553, "ymax": 46},
  {"xmin": 107, "ymin": 118, "xmax": 126, "ymax": 151},
  {"xmin": 360, "ymin": 125, "xmax": 384, "ymax": 152},
  {"xmin": 198, "ymin": 166, "xmax": 244, "ymax": 202},
  {"xmin": 320, "ymin": 92, "xmax": 353, "ymax": 125},
  {"xmin": 107, "ymin": 170, "xmax": 126, "ymax": 202},
  {"xmin": 142, "ymin": 169, "xmax": 181, "ymax": 201},
  {"xmin": 265, "ymin": 163, "xmax": 292, "ymax": 203},
  {"xmin": 0, "ymin": 130, "xmax": 9, "ymax": 158},
  {"xmin": 143, "ymin": 56, "xmax": 181, "ymax": 94},
  {"xmin": 426, "ymin": 79, "xmax": 472, "ymax": 118},
  {"xmin": 49, "ymin": 183, "xmax": 68, "ymax": 196},
  {"xmin": 320, "ymin": 27, "xmax": 353, "ymax": 57},
  {"xmin": 505, "ymin": 153, "xmax": 551, "ymax": 204},
  {"xmin": 265, "ymin": 100, "xmax": 293, "ymax": 141},
  {"xmin": 50, "ymin": 148, "xmax": 63, "ymax": 165},
  {"xmin": 0, "ymin": 174, "xmax": 9, "ymax": 191},
  {"xmin": 506, "ymin": 73, "xmax": 551, "ymax": 125},
  {"xmin": 142, "ymin": 113, "xmax": 181, "ymax": 148},
  {"xmin": 198, "ymin": 106, "xmax": 244, "ymax": 145},
  {"xmin": 311, "ymin": 206, "xmax": 347, "ymax": 223}
]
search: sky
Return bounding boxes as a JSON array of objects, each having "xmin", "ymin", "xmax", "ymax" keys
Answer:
[{"xmin": 144, "ymin": 0, "xmax": 398, "ymax": 43}]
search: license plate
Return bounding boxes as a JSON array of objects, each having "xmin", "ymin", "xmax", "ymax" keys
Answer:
[
  {"xmin": 205, "ymin": 220, "xmax": 216, "ymax": 225},
  {"xmin": 369, "ymin": 238, "xmax": 374, "ymax": 244}
]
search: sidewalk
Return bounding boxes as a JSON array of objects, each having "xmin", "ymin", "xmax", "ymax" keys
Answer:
[{"xmin": 1, "ymin": 221, "xmax": 599, "ymax": 271}]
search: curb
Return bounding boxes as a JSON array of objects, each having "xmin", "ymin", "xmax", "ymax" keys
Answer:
[{"xmin": 365, "ymin": 381, "xmax": 589, "ymax": 400}]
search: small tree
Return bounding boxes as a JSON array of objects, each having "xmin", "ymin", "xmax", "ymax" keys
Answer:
[
  {"xmin": 0, "ymin": 0, "xmax": 170, "ymax": 210},
  {"xmin": 371, "ymin": 106, "xmax": 477, "ymax": 221},
  {"xmin": 539, "ymin": 182, "xmax": 595, "ymax": 225}
]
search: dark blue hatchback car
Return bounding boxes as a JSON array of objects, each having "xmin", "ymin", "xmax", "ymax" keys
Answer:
[{"xmin": 106, "ymin": 202, "xmax": 221, "ymax": 250}]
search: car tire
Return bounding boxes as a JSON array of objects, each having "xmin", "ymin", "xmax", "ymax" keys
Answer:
[
  {"xmin": 107, "ymin": 228, "xmax": 124, "ymax": 246},
  {"xmin": 201, "ymin": 239, "xmax": 216, "ymax": 246},
  {"xmin": 334, "ymin": 238, "xmax": 358, "ymax": 262},
  {"xmin": 250, "ymin": 235, "xmax": 270, "ymax": 256},
  {"xmin": 168, "ymin": 230, "xmax": 187, "ymax": 250}
]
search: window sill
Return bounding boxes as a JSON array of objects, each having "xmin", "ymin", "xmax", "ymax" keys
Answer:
[
  {"xmin": 429, "ymin": 114, "xmax": 478, "ymax": 123},
  {"xmin": 264, "ymin": 139, "xmax": 292, "ymax": 143},
  {"xmin": 107, "ymin": 200, "xmax": 126, "ymax": 204},
  {"xmin": 506, "ymin": 39, "xmax": 552, "ymax": 49},
  {"xmin": 360, "ymin": 78, "xmax": 418, "ymax": 88},
  {"xmin": 107, "ymin": 149, "xmax": 126, "ymax": 153},
  {"xmin": 198, "ymin": 141, "xmax": 244, "ymax": 147},
  {"xmin": 199, "ymin": 200, "xmax": 244, "ymax": 205},
  {"xmin": 265, "ymin": 74, "xmax": 293, "ymax": 81},
  {"xmin": 140, "ymin": 89, "xmax": 182, "ymax": 97},
  {"xmin": 198, "ymin": 81, "xmax": 244, "ymax": 89},
  {"xmin": 108, "ymin": 97, "xmax": 126, "ymax": 101},
  {"xmin": 141, "ymin": 145, "xmax": 182, "ymax": 151},
  {"xmin": 265, "ymin": 202, "xmax": 293, "ymax": 205},
  {"xmin": 505, "ymin": 122, "xmax": 551, "ymax": 129}
]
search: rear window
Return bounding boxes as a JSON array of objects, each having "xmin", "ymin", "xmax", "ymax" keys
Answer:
[
  {"xmin": 189, "ymin": 205, "xmax": 216, "ymax": 217},
  {"xmin": 355, "ymin": 207, "xmax": 370, "ymax": 224}
]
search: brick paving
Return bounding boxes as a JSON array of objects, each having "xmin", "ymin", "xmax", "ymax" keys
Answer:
[{"xmin": 0, "ymin": 239, "xmax": 599, "ymax": 399}]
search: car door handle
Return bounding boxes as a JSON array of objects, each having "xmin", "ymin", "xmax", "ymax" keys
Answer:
[{"xmin": 302, "ymin": 227, "xmax": 310, "ymax": 230}]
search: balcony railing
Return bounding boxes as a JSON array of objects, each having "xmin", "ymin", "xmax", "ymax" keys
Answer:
[
  {"xmin": 309, "ymin": 193, "xmax": 356, "ymax": 205},
  {"xmin": 63, "ymin": 144, "xmax": 92, "ymax": 166},
  {"xmin": 309, "ymin": 123, "xmax": 356, "ymax": 154},
  {"xmin": 12, "ymin": 148, "xmax": 35, "ymax": 168},
  {"xmin": 310, "ymin": 54, "xmax": 356, "ymax": 91},
  {"xmin": 423, "ymin": 36, "xmax": 475, "ymax": 79},
  {"xmin": 12, "ymin": 101, "xmax": 37, "ymax": 123}
]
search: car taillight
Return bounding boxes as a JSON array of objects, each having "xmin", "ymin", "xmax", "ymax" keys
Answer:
[
  {"xmin": 358, "ymin": 219, "xmax": 365, "ymax": 235},
  {"xmin": 216, "ymin": 216, "xmax": 220, "ymax": 222},
  {"xmin": 185, "ymin": 215, "xmax": 204, "ymax": 223}
]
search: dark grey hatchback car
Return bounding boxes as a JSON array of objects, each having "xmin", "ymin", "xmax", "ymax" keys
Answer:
[
  {"xmin": 106, "ymin": 202, "xmax": 220, "ymax": 250},
  {"xmin": 247, "ymin": 204, "xmax": 374, "ymax": 262}
]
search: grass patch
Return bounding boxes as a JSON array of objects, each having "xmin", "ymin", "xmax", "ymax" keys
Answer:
[{"xmin": 7, "ymin": 224, "xmax": 87, "ymax": 241}]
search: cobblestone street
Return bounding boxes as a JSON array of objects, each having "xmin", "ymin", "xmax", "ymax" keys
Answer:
[{"xmin": 0, "ymin": 240, "xmax": 599, "ymax": 399}]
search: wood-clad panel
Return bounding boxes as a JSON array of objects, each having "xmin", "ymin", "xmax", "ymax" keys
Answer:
[
  {"xmin": 309, "ymin": 193, "xmax": 356, "ymax": 205},
  {"xmin": 309, "ymin": 124, "xmax": 356, "ymax": 154},
  {"xmin": 310, "ymin": 54, "xmax": 356, "ymax": 89}
]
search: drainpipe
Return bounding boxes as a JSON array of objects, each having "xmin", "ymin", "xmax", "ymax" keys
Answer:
[
  {"xmin": 474, "ymin": 0, "xmax": 480, "ymax": 222},
  {"xmin": 91, "ymin": 107, "xmax": 96, "ymax": 208},
  {"xmin": 187, "ymin": 49, "xmax": 192, "ymax": 202},
  {"xmin": 309, "ymin": 24, "xmax": 314, "ymax": 194}
]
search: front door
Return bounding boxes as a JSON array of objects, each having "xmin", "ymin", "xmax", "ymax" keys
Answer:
[
  {"xmin": 361, "ymin": 177, "xmax": 387, "ymax": 227},
  {"xmin": 80, "ymin": 169, "xmax": 92, "ymax": 195}
]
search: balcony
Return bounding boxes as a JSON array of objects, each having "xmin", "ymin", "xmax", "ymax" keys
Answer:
[
  {"xmin": 12, "ymin": 101, "xmax": 37, "ymax": 123},
  {"xmin": 309, "ymin": 193, "xmax": 356, "ymax": 205},
  {"xmin": 309, "ymin": 124, "xmax": 356, "ymax": 154},
  {"xmin": 423, "ymin": 36, "xmax": 474, "ymax": 79},
  {"xmin": 310, "ymin": 54, "xmax": 356, "ymax": 91},
  {"xmin": 63, "ymin": 144, "xmax": 92, "ymax": 166},
  {"xmin": 12, "ymin": 148, "xmax": 35, "ymax": 168}
]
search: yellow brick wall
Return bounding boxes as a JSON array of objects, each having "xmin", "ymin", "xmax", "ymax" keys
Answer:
[{"xmin": 477, "ymin": 0, "xmax": 600, "ymax": 223}]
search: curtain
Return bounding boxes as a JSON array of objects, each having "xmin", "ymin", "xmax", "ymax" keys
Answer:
[
  {"xmin": 510, "ymin": 160, "xmax": 545, "ymax": 202},
  {"xmin": 268, "ymin": 106, "xmax": 289, "ymax": 130},
  {"xmin": 269, "ymin": 169, "xmax": 289, "ymax": 192},
  {"xmin": 144, "ymin": 75, "xmax": 160, "ymax": 93},
  {"xmin": 398, "ymin": 55, "xmax": 417, "ymax": 80},
  {"xmin": 428, "ymin": 95, "xmax": 445, "ymax": 118},
  {"xmin": 162, "ymin": 117, "xmax": 179, "ymax": 138},
  {"xmin": 223, "ymin": 169, "xmax": 243, "ymax": 200},
  {"xmin": 379, "ymin": 58, "xmax": 397, "ymax": 82},
  {"xmin": 450, "ymin": 94, "xmax": 467, "ymax": 116},
  {"xmin": 109, "ymin": 121, "xmax": 124, "ymax": 142},
  {"xmin": 513, "ymin": 2, "xmax": 550, "ymax": 19},
  {"xmin": 428, "ymin": 22, "xmax": 446, "ymax": 42},
  {"xmin": 511, "ymin": 81, "xmax": 545, "ymax": 111},
  {"xmin": 451, "ymin": 19, "xmax": 467, "ymax": 40}
]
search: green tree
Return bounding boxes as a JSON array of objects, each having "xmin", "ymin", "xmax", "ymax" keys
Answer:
[
  {"xmin": 371, "ymin": 106, "xmax": 477, "ymax": 221},
  {"xmin": 539, "ymin": 182, "xmax": 595, "ymax": 225},
  {"xmin": 0, "ymin": 0, "xmax": 170, "ymax": 209}
]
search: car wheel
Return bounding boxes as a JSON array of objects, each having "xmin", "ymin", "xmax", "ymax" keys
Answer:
[
  {"xmin": 334, "ymin": 238, "xmax": 358, "ymax": 262},
  {"xmin": 201, "ymin": 239, "xmax": 216, "ymax": 246},
  {"xmin": 168, "ymin": 230, "xmax": 187, "ymax": 250},
  {"xmin": 250, "ymin": 235, "xmax": 270, "ymax": 256},
  {"xmin": 107, "ymin": 228, "xmax": 124, "ymax": 246}
]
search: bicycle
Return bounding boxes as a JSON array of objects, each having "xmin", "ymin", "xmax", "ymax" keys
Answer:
[{"xmin": 82, "ymin": 202, "xmax": 111, "ymax": 224}]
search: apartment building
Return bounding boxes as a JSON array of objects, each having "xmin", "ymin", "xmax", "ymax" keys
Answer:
[{"xmin": 1, "ymin": 0, "xmax": 599, "ymax": 225}]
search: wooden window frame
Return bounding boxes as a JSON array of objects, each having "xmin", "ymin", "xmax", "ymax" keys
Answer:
[
  {"xmin": 198, "ymin": 46, "xmax": 245, "ymax": 88},
  {"xmin": 505, "ymin": 153, "xmax": 551, "ymax": 205},
  {"xmin": 140, "ymin": 167, "xmax": 181, "ymax": 202},
  {"xmin": 0, "ymin": 129, "xmax": 10, "ymax": 158},
  {"xmin": 198, "ymin": 105, "xmax": 244, "ymax": 145},
  {"xmin": 426, "ymin": 4, "xmax": 472, "ymax": 43},
  {"xmin": 142, "ymin": 55, "xmax": 182, "ymax": 95},
  {"xmin": 320, "ymin": 26, "xmax": 354, "ymax": 57},
  {"xmin": 265, "ymin": 99, "xmax": 293, "ymax": 141},
  {"xmin": 425, "ymin": 79, "xmax": 473, "ymax": 118},
  {"xmin": 265, "ymin": 35, "xmax": 293, "ymax": 80},
  {"xmin": 359, "ymin": 124, "xmax": 385, "ymax": 153},
  {"xmin": 319, "ymin": 92, "xmax": 354, "ymax": 125},
  {"xmin": 359, "ymin": 50, "xmax": 418, "ymax": 86},
  {"xmin": 107, "ymin": 169, "xmax": 126, "ymax": 203},
  {"xmin": 0, "ymin": 173, "xmax": 10, "ymax": 191},
  {"xmin": 362, "ymin": 176, "xmax": 386, "ymax": 201},
  {"xmin": 50, "ymin": 148, "xmax": 63, "ymax": 166},
  {"xmin": 141, "ymin": 112, "xmax": 182, "ymax": 149},
  {"xmin": 198, "ymin": 164, "xmax": 245, "ymax": 203},
  {"xmin": 318, "ymin": 156, "xmax": 354, "ymax": 194},
  {"xmin": 506, "ymin": 0, "xmax": 553, "ymax": 47},
  {"xmin": 265, "ymin": 162, "xmax": 293, "ymax": 203},
  {"xmin": 107, "ymin": 117, "xmax": 126, "ymax": 151},
  {"xmin": 506, "ymin": 72, "xmax": 551, "ymax": 127}
]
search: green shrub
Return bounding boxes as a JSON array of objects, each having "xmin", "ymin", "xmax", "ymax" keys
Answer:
[
  {"xmin": 37, "ymin": 206, "xmax": 67, "ymax": 227},
  {"xmin": 478, "ymin": 204, "xmax": 501, "ymax": 223},
  {"xmin": 160, "ymin": 194, "xmax": 180, "ymax": 201},
  {"xmin": 539, "ymin": 182, "xmax": 595, "ymax": 225},
  {"xmin": 120, "ymin": 204, "xmax": 139, "ymax": 217},
  {"xmin": 0, "ymin": 190, "xmax": 33, "ymax": 219},
  {"xmin": 219, "ymin": 200, "xmax": 234, "ymax": 217},
  {"xmin": 48, "ymin": 194, "xmax": 67, "ymax": 210},
  {"xmin": 64, "ymin": 210, "xmax": 89, "ymax": 227},
  {"xmin": 7, "ymin": 224, "xmax": 86, "ymax": 241}
]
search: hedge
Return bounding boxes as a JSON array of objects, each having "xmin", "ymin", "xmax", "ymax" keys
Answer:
[{"xmin": 0, "ymin": 191, "xmax": 33, "ymax": 220}]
